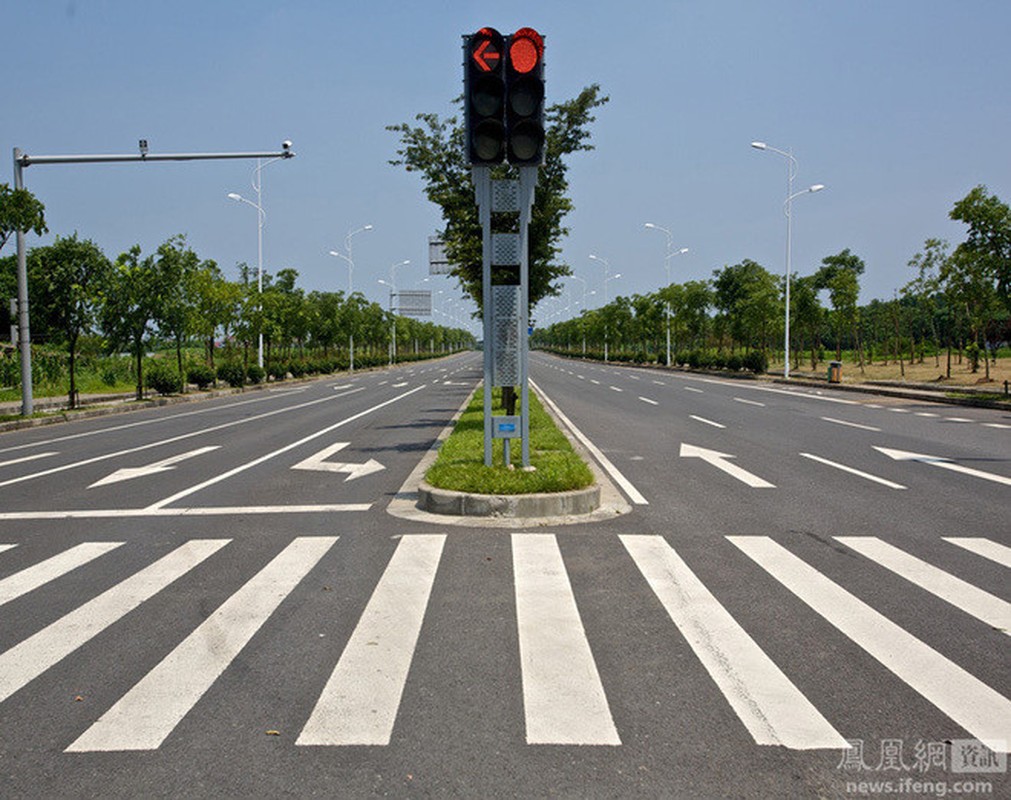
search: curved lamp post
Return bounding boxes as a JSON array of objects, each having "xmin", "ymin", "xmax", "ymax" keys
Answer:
[
  {"xmin": 644, "ymin": 223, "xmax": 689, "ymax": 367},
  {"xmin": 589, "ymin": 254, "xmax": 621, "ymax": 362},
  {"xmin": 751, "ymin": 142, "xmax": 825, "ymax": 378},
  {"xmin": 328, "ymin": 224, "xmax": 373, "ymax": 371}
]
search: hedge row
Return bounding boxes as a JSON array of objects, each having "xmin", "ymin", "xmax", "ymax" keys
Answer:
[{"xmin": 540, "ymin": 347, "xmax": 768, "ymax": 374}]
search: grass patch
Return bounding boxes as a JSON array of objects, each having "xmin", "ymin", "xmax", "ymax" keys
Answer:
[{"xmin": 426, "ymin": 387, "xmax": 594, "ymax": 495}]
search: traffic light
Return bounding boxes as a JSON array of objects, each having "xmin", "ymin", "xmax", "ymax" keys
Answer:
[
  {"xmin": 465, "ymin": 27, "xmax": 506, "ymax": 165},
  {"xmin": 505, "ymin": 27, "xmax": 545, "ymax": 166}
]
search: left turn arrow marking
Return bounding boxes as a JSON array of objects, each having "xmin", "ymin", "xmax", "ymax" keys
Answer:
[{"xmin": 89, "ymin": 446, "xmax": 221, "ymax": 488}]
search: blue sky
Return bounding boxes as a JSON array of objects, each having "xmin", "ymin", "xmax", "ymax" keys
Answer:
[{"xmin": 4, "ymin": 1, "xmax": 1009, "ymax": 333}]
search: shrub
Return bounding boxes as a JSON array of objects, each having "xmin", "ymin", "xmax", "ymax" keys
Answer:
[
  {"xmin": 268, "ymin": 362, "xmax": 289, "ymax": 381},
  {"xmin": 726, "ymin": 354, "xmax": 744, "ymax": 372},
  {"xmin": 187, "ymin": 363, "xmax": 216, "ymax": 390},
  {"xmin": 146, "ymin": 359, "xmax": 184, "ymax": 395},
  {"xmin": 217, "ymin": 361, "xmax": 246, "ymax": 388},
  {"xmin": 743, "ymin": 350, "xmax": 768, "ymax": 374},
  {"xmin": 246, "ymin": 364, "xmax": 265, "ymax": 385}
]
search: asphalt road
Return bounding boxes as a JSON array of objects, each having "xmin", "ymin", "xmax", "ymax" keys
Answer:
[{"xmin": 0, "ymin": 350, "xmax": 1007, "ymax": 798}]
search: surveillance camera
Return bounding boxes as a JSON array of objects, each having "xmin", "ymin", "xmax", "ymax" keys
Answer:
[{"xmin": 282, "ymin": 140, "xmax": 292, "ymax": 150}]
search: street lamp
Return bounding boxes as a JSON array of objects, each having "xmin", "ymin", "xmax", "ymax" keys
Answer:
[
  {"xmin": 589, "ymin": 254, "xmax": 621, "ymax": 362},
  {"xmin": 751, "ymin": 142, "xmax": 825, "ymax": 379},
  {"xmin": 328, "ymin": 224, "xmax": 373, "ymax": 371},
  {"xmin": 228, "ymin": 154, "xmax": 289, "ymax": 369},
  {"xmin": 644, "ymin": 223, "xmax": 689, "ymax": 367},
  {"xmin": 379, "ymin": 259, "xmax": 410, "ymax": 364}
]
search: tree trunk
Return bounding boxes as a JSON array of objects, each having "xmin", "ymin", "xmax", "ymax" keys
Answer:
[{"xmin": 67, "ymin": 336, "xmax": 78, "ymax": 409}]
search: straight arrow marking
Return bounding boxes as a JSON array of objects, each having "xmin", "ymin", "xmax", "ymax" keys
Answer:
[
  {"xmin": 291, "ymin": 442, "xmax": 385, "ymax": 482},
  {"xmin": 89, "ymin": 446, "xmax": 221, "ymax": 488},
  {"xmin": 679, "ymin": 443, "xmax": 775, "ymax": 488},
  {"xmin": 874, "ymin": 447, "xmax": 1011, "ymax": 487}
]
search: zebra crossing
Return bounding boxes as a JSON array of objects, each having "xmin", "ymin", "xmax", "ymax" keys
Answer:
[{"xmin": 0, "ymin": 532, "xmax": 1008, "ymax": 754}]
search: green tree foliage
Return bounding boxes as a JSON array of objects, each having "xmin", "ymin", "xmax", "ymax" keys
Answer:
[
  {"xmin": 387, "ymin": 85, "xmax": 609, "ymax": 314},
  {"xmin": 27, "ymin": 234, "xmax": 112, "ymax": 407},
  {"xmin": 0, "ymin": 183, "xmax": 47, "ymax": 254},
  {"xmin": 949, "ymin": 185, "xmax": 1011, "ymax": 314}
]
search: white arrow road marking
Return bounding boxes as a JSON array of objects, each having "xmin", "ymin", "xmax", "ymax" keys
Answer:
[
  {"xmin": 875, "ymin": 447, "xmax": 1011, "ymax": 487},
  {"xmin": 0, "ymin": 452, "xmax": 58, "ymax": 468},
  {"xmin": 680, "ymin": 443, "xmax": 775, "ymax": 488},
  {"xmin": 291, "ymin": 442, "xmax": 385, "ymax": 482},
  {"xmin": 89, "ymin": 446, "xmax": 221, "ymax": 488}
]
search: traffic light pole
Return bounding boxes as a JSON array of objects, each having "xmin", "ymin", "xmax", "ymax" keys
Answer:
[
  {"xmin": 518, "ymin": 166, "xmax": 536, "ymax": 468},
  {"xmin": 11, "ymin": 143, "xmax": 295, "ymax": 417},
  {"xmin": 475, "ymin": 166, "xmax": 494, "ymax": 467}
]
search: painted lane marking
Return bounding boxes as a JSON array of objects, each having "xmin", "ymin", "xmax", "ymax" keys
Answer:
[
  {"xmin": 943, "ymin": 538, "xmax": 1011, "ymax": 569},
  {"xmin": 728, "ymin": 536, "xmax": 1011, "ymax": 751},
  {"xmin": 291, "ymin": 442, "xmax": 385, "ymax": 481},
  {"xmin": 0, "ymin": 542, "xmax": 124, "ymax": 607},
  {"xmin": 652, "ymin": 380, "xmax": 666, "ymax": 386},
  {"xmin": 297, "ymin": 535, "xmax": 445, "ymax": 746},
  {"xmin": 799, "ymin": 453, "xmax": 906, "ymax": 490},
  {"xmin": 734, "ymin": 397, "xmax": 766, "ymax": 407},
  {"xmin": 89, "ymin": 446, "xmax": 221, "ymax": 488},
  {"xmin": 865, "ymin": 404, "xmax": 883, "ymax": 409},
  {"xmin": 69, "ymin": 537, "xmax": 339, "ymax": 752},
  {"xmin": 393, "ymin": 382, "xmax": 409, "ymax": 388},
  {"xmin": 835, "ymin": 537, "xmax": 1011, "ymax": 636},
  {"xmin": 889, "ymin": 408, "xmax": 911, "ymax": 413},
  {"xmin": 576, "ymin": 375, "xmax": 586, "ymax": 380},
  {"xmin": 680, "ymin": 443, "xmax": 774, "ymax": 488},
  {"xmin": 621, "ymin": 536, "xmax": 845, "ymax": 749},
  {"xmin": 982, "ymin": 423, "xmax": 1011, "ymax": 430},
  {"xmin": 0, "ymin": 540, "xmax": 230, "ymax": 705},
  {"xmin": 820, "ymin": 417, "xmax": 881, "ymax": 432},
  {"xmin": 689, "ymin": 415, "xmax": 726, "ymax": 429},
  {"xmin": 0, "ymin": 505, "xmax": 371, "ymax": 520},
  {"xmin": 0, "ymin": 389, "xmax": 364, "ymax": 489},
  {"xmin": 609, "ymin": 386, "xmax": 623, "ymax": 393},
  {"xmin": 0, "ymin": 544, "xmax": 16, "ymax": 555},
  {"xmin": 638, "ymin": 396, "xmax": 659, "ymax": 406},
  {"xmin": 875, "ymin": 447, "xmax": 1011, "ymax": 487},
  {"xmin": 915, "ymin": 412, "xmax": 939, "ymax": 418},
  {"xmin": 944, "ymin": 417, "xmax": 974, "ymax": 423},
  {"xmin": 147, "ymin": 386, "xmax": 424, "ymax": 510},
  {"xmin": 531, "ymin": 380, "xmax": 648, "ymax": 505},
  {"xmin": 697, "ymin": 379, "xmax": 859, "ymax": 405},
  {"xmin": 513, "ymin": 534, "xmax": 620, "ymax": 746},
  {"xmin": 0, "ymin": 452, "xmax": 58, "ymax": 468},
  {"xmin": 590, "ymin": 379, "xmax": 601, "ymax": 385},
  {"xmin": 684, "ymin": 386, "xmax": 704, "ymax": 394}
]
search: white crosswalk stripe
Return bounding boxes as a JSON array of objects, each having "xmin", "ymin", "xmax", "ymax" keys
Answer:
[
  {"xmin": 0, "ymin": 539, "xmax": 230, "ymax": 705},
  {"xmin": 297, "ymin": 534, "xmax": 445, "ymax": 746},
  {"xmin": 728, "ymin": 536, "xmax": 1011, "ymax": 752},
  {"xmin": 0, "ymin": 542, "xmax": 123, "ymax": 607},
  {"xmin": 69, "ymin": 536, "xmax": 338, "ymax": 752},
  {"xmin": 0, "ymin": 532, "xmax": 1007, "ymax": 754}
]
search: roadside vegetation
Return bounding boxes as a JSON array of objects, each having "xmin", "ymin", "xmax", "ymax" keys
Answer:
[{"xmin": 425, "ymin": 388, "xmax": 594, "ymax": 495}]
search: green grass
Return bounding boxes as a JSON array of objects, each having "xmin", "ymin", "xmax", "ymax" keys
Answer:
[{"xmin": 425, "ymin": 388, "xmax": 595, "ymax": 495}]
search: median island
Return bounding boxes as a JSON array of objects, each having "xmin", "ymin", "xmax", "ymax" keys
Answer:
[{"xmin": 420, "ymin": 387, "xmax": 599, "ymax": 517}]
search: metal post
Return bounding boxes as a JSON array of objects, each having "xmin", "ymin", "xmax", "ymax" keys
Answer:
[
  {"xmin": 13, "ymin": 149, "xmax": 32, "ymax": 416},
  {"xmin": 474, "ymin": 167, "xmax": 493, "ymax": 466},
  {"xmin": 518, "ymin": 166, "xmax": 537, "ymax": 468}
]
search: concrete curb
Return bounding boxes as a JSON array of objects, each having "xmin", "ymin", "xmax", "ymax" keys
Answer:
[{"xmin": 417, "ymin": 480, "xmax": 600, "ymax": 517}]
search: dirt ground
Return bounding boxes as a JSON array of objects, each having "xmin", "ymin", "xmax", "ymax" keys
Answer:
[{"xmin": 770, "ymin": 353, "xmax": 1011, "ymax": 389}]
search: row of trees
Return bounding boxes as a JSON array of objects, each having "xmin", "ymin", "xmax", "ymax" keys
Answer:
[
  {"xmin": 1, "ymin": 233, "xmax": 474, "ymax": 406},
  {"xmin": 533, "ymin": 186, "xmax": 1011, "ymax": 379}
]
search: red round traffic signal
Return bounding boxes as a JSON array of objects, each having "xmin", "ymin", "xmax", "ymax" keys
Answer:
[{"xmin": 509, "ymin": 28, "xmax": 543, "ymax": 74}]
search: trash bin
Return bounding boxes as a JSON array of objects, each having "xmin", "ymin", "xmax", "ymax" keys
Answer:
[{"xmin": 828, "ymin": 361, "xmax": 842, "ymax": 384}]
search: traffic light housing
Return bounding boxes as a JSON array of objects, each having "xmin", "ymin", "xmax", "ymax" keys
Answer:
[
  {"xmin": 465, "ymin": 27, "xmax": 506, "ymax": 165},
  {"xmin": 505, "ymin": 27, "xmax": 545, "ymax": 166}
]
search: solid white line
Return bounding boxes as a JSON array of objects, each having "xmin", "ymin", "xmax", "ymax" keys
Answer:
[
  {"xmin": 0, "ymin": 505, "xmax": 371, "ymax": 521},
  {"xmin": 69, "ymin": 537, "xmax": 339, "ymax": 752},
  {"xmin": 820, "ymin": 417, "xmax": 881, "ymax": 432},
  {"xmin": 734, "ymin": 397, "xmax": 765, "ymax": 407},
  {"xmin": 0, "ymin": 539, "xmax": 229, "ymax": 705},
  {"xmin": 0, "ymin": 389, "xmax": 364, "ymax": 489},
  {"xmin": 531, "ymin": 380, "xmax": 648, "ymax": 505},
  {"xmin": 728, "ymin": 536, "xmax": 1011, "ymax": 752},
  {"xmin": 799, "ymin": 453, "xmax": 906, "ymax": 489},
  {"xmin": 943, "ymin": 538, "xmax": 1011, "ymax": 569},
  {"xmin": 0, "ymin": 452, "xmax": 58, "ymax": 468},
  {"xmin": 836, "ymin": 537, "xmax": 1011, "ymax": 634},
  {"xmin": 690, "ymin": 415, "xmax": 726, "ymax": 429},
  {"xmin": 638, "ymin": 396, "xmax": 659, "ymax": 406},
  {"xmin": 0, "ymin": 542, "xmax": 124, "ymax": 607},
  {"xmin": 684, "ymin": 386, "xmax": 704, "ymax": 394},
  {"xmin": 621, "ymin": 536, "xmax": 846, "ymax": 749},
  {"xmin": 297, "ymin": 534, "xmax": 445, "ymax": 746},
  {"xmin": 147, "ymin": 386, "xmax": 425, "ymax": 509},
  {"xmin": 513, "ymin": 534, "xmax": 620, "ymax": 745}
]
